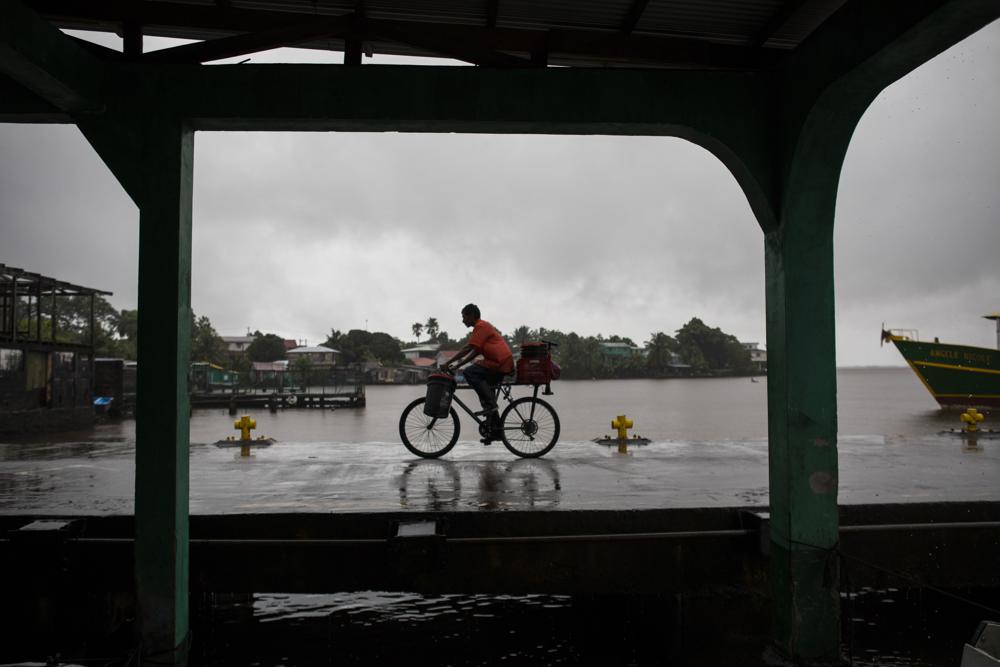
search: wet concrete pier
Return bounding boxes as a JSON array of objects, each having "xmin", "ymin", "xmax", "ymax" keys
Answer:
[
  {"xmin": 1, "ymin": 431, "xmax": 999, "ymax": 665},
  {"xmin": 2, "ymin": 431, "xmax": 998, "ymax": 593},
  {"xmin": 1, "ymin": 432, "xmax": 996, "ymax": 515}
]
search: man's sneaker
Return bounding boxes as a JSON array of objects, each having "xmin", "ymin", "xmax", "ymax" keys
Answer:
[
  {"xmin": 473, "ymin": 406, "xmax": 499, "ymax": 417},
  {"xmin": 480, "ymin": 437, "xmax": 494, "ymax": 445}
]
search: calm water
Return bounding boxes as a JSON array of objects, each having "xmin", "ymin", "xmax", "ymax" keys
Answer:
[
  {"xmin": 0, "ymin": 367, "xmax": 964, "ymax": 450},
  {"xmin": 189, "ymin": 367, "xmax": 964, "ymax": 443},
  {"xmin": 32, "ymin": 366, "xmax": 967, "ymax": 447},
  {"xmin": 222, "ymin": 367, "xmax": 977, "ymax": 443}
]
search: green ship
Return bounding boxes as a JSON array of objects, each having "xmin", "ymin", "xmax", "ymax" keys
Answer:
[{"xmin": 882, "ymin": 313, "xmax": 1000, "ymax": 409}]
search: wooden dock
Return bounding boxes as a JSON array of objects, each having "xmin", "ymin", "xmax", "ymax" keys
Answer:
[{"xmin": 190, "ymin": 386, "xmax": 365, "ymax": 411}]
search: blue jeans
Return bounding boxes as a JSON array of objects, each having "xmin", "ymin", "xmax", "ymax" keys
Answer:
[{"xmin": 463, "ymin": 363, "xmax": 503, "ymax": 413}]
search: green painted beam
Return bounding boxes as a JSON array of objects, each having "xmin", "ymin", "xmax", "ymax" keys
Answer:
[
  {"xmin": 0, "ymin": 74, "xmax": 70, "ymax": 122},
  {"xmin": 156, "ymin": 63, "xmax": 778, "ymax": 228},
  {"xmin": 778, "ymin": 0, "xmax": 1000, "ymax": 204},
  {"xmin": 790, "ymin": 0, "xmax": 1000, "ymax": 101},
  {"xmin": 76, "ymin": 86, "xmax": 151, "ymax": 206},
  {"xmin": 132, "ymin": 115, "xmax": 194, "ymax": 662}
]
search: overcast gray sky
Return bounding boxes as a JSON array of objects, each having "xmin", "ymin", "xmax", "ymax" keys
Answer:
[{"xmin": 1, "ymin": 20, "xmax": 998, "ymax": 366}]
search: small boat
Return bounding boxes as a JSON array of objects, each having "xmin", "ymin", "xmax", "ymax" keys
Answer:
[{"xmin": 882, "ymin": 312, "xmax": 1000, "ymax": 409}]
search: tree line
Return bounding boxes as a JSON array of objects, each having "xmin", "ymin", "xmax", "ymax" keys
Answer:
[
  {"xmin": 49, "ymin": 298, "xmax": 755, "ymax": 379},
  {"xmin": 501, "ymin": 317, "xmax": 755, "ymax": 379}
]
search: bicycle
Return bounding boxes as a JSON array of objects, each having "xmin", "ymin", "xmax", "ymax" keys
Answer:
[{"xmin": 398, "ymin": 349, "xmax": 560, "ymax": 459}]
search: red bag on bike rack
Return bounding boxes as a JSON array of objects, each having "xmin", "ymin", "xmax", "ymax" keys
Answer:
[
  {"xmin": 424, "ymin": 373, "xmax": 457, "ymax": 417},
  {"xmin": 516, "ymin": 342, "xmax": 553, "ymax": 385}
]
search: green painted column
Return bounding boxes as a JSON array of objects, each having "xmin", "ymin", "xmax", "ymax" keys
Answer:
[
  {"xmin": 765, "ymin": 224, "xmax": 840, "ymax": 662},
  {"xmin": 133, "ymin": 115, "xmax": 194, "ymax": 662},
  {"xmin": 764, "ymin": 98, "xmax": 861, "ymax": 662}
]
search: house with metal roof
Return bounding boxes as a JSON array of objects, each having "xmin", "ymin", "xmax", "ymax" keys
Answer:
[
  {"xmin": 402, "ymin": 342, "xmax": 440, "ymax": 361},
  {"xmin": 599, "ymin": 341, "xmax": 646, "ymax": 357},
  {"xmin": 221, "ymin": 335, "xmax": 256, "ymax": 354},
  {"xmin": 190, "ymin": 362, "xmax": 239, "ymax": 392},
  {"xmin": 286, "ymin": 345, "xmax": 340, "ymax": 367},
  {"xmin": 741, "ymin": 341, "xmax": 768, "ymax": 372},
  {"xmin": 251, "ymin": 360, "xmax": 289, "ymax": 388}
]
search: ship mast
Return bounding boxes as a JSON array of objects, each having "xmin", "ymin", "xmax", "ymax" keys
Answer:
[{"xmin": 985, "ymin": 312, "xmax": 1000, "ymax": 350}]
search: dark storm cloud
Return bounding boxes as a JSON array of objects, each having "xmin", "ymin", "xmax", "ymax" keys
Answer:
[
  {"xmin": 836, "ymin": 19, "xmax": 1000, "ymax": 362},
  {"xmin": 0, "ymin": 125, "xmax": 139, "ymax": 301},
  {"xmin": 191, "ymin": 131, "xmax": 764, "ymax": 345}
]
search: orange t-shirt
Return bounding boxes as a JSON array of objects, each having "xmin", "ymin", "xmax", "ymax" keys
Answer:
[{"xmin": 468, "ymin": 319, "xmax": 514, "ymax": 373}]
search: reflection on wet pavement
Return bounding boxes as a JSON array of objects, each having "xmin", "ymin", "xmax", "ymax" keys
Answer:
[
  {"xmin": 398, "ymin": 458, "xmax": 562, "ymax": 511},
  {"xmin": 0, "ymin": 430, "xmax": 997, "ymax": 514}
]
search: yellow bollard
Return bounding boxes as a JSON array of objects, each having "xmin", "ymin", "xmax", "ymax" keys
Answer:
[
  {"xmin": 612, "ymin": 415, "xmax": 634, "ymax": 454},
  {"xmin": 612, "ymin": 415, "xmax": 633, "ymax": 439},
  {"xmin": 960, "ymin": 408, "xmax": 984, "ymax": 433},
  {"xmin": 235, "ymin": 415, "xmax": 257, "ymax": 457}
]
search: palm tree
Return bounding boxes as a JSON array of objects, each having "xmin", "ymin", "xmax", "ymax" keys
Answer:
[
  {"xmin": 411, "ymin": 322, "xmax": 424, "ymax": 341},
  {"xmin": 425, "ymin": 317, "xmax": 439, "ymax": 339},
  {"xmin": 645, "ymin": 332, "xmax": 676, "ymax": 375}
]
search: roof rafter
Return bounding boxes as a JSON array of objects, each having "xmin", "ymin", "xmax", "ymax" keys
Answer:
[
  {"xmin": 27, "ymin": 0, "xmax": 764, "ymax": 70},
  {"xmin": 0, "ymin": 74, "xmax": 71, "ymax": 123},
  {"xmin": 143, "ymin": 14, "xmax": 357, "ymax": 64},
  {"xmin": 486, "ymin": 0, "xmax": 499, "ymax": 28},
  {"xmin": 621, "ymin": 0, "xmax": 652, "ymax": 34},
  {"xmin": 372, "ymin": 20, "xmax": 532, "ymax": 67},
  {"xmin": 142, "ymin": 14, "xmax": 532, "ymax": 67},
  {"xmin": 750, "ymin": 0, "xmax": 813, "ymax": 49},
  {"xmin": 0, "ymin": 0, "xmax": 106, "ymax": 114},
  {"xmin": 0, "ymin": 264, "xmax": 112, "ymax": 296}
]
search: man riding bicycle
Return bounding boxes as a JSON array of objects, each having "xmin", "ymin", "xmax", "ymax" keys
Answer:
[{"xmin": 441, "ymin": 303, "xmax": 513, "ymax": 443}]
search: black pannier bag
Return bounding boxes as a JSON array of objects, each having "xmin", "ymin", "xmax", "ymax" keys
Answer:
[{"xmin": 423, "ymin": 373, "xmax": 457, "ymax": 417}]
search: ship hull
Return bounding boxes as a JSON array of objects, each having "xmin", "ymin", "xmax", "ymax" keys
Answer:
[{"xmin": 891, "ymin": 339, "xmax": 1000, "ymax": 408}]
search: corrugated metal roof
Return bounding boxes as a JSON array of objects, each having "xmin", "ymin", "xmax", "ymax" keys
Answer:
[
  {"xmin": 32, "ymin": 0, "xmax": 850, "ymax": 68},
  {"xmin": 287, "ymin": 345, "xmax": 340, "ymax": 354},
  {"xmin": 404, "ymin": 343, "xmax": 441, "ymax": 352},
  {"xmin": 0, "ymin": 263, "xmax": 111, "ymax": 296}
]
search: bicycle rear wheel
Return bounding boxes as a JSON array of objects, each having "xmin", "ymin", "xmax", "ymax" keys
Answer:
[
  {"xmin": 399, "ymin": 398, "xmax": 460, "ymax": 458},
  {"xmin": 500, "ymin": 397, "xmax": 560, "ymax": 458}
]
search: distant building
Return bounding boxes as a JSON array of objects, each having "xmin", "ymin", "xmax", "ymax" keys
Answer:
[
  {"xmin": 282, "ymin": 339, "xmax": 299, "ymax": 351},
  {"xmin": 190, "ymin": 362, "xmax": 239, "ymax": 392},
  {"xmin": 222, "ymin": 335, "xmax": 256, "ymax": 354},
  {"xmin": 93, "ymin": 358, "xmax": 137, "ymax": 416},
  {"xmin": 251, "ymin": 360, "xmax": 288, "ymax": 387},
  {"xmin": 668, "ymin": 352, "xmax": 691, "ymax": 370},
  {"xmin": 0, "ymin": 264, "xmax": 108, "ymax": 433},
  {"xmin": 286, "ymin": 345, "xmax": 340, "ymax": 368},
  {"xmin": 435, "ymin": 350, "xmax": 460, "ymax": 367},
  {"xmin": 353, "ymin": 361, "xmax": 428, "ymax": 385},
  {"xmin": 598, "ymin": 341, "xmax": 645, "ymax": 358},
  {"xmin": 403, "ymin": 343, "xmax": 440, "ymax": 361},
  {"xmin": 741, "ymin": 342, "xmax": 767, "ymax": 372}
]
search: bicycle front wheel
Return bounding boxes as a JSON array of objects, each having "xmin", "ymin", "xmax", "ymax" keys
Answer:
[
  {"xmin": 399, "ymin": 398, "xmax": 460, "ymax": 458},
  {"xmin": 500, "ymin": 397, "xmax": 560, "ymax": 458}
]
